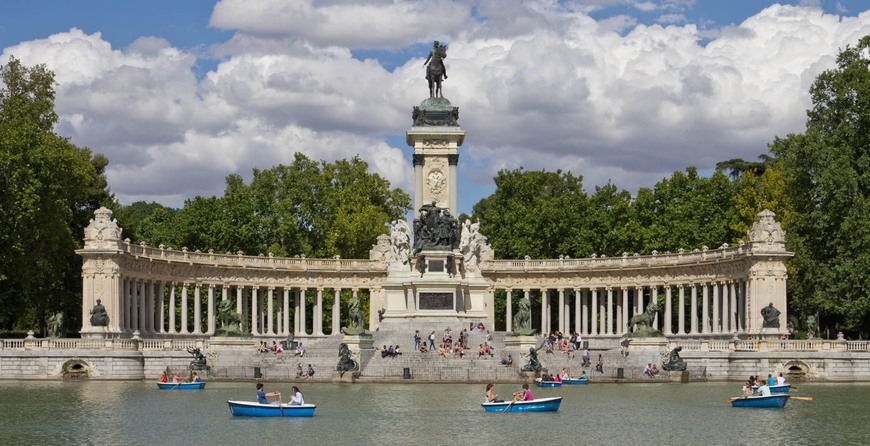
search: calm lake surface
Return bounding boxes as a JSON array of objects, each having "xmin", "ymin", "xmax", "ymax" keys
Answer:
[{"xmin": 0, "ymin": 381, "xmax": 867, "ymax": 445}]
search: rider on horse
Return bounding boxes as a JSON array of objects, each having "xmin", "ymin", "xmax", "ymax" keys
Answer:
[{"xmin": 424, "ymin": 40, "xmax": 448, "ymax": 80}]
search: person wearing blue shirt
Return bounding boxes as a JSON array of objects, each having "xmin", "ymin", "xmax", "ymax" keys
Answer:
[
  {"xmin": 767, "ymin": 374, "xmax": 776, "ymax": 386},
  {"xmin": 192, "ymin": 371, "xmax": 203, "ymax": 383},
  {"xmin": 256, "ymin": 382, "xmax": 280, "ymax": 404}
]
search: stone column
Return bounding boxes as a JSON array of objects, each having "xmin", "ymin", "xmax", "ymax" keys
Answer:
[
  {"xmin": 406, "ymin": 286, "xmax": 415, "ymax": 313},
  {"xmin": 130, "ymin": 279, "xmax": 139, "ymax": 333},
  {"xmin": 690, "ymin": 284, "xmax": 698, "ymax": 335},
  {"xmin": 637, "ymin": 286, "xmax": 644, "ymax": 315},
  {"xmin": 711, "ymin": 282, "xmax": 722, "ymax": 333},
  {"xmin": 540, "ymin": 289, "xmax": 548, "ymax": 334},
  {"xmin": 179, "ymin": 284, "xmax": 188, "ymax": 334},
  {"xmin": 579, "ymin": 289, "xmax": 588, "ymax": 335},
  {"xmin": 267, "ymin": 287, "xmax": 275, "ymax": 335},
  {"xmin": 730, "ymin": 281, "xmax": 738, "ymax": 333},
  {"xmin": 505, "ymin": 289, "xmax": 513, "ymax": 333},
  {"xmin": 168, "ymin": 282, "xmax": 177, "ymax": 334},
  {"xmin": 591, "ymin": 289, "xmax": 599, "ymax": 336},
  {"xmin": 701, "ymin": 283, "xmax": 709, "ymax": 334},
  {"xmin": 283, "ymin": 288, "xmax": 290, "ymax": 336},
  {"xmin": 620, "ymin": 288, "xmax": 629, "ymax": 335},
  {"xmin": 332, "ymin": 288, "xmax": 341, "ymax": 335},
  {"xmin": 664, "ymin": 286, "xmax": 673, "ymax": 336},
  {"xmin": 142, "ymin": 281, "xmax": 152, "ymax": 334},
  {"xmin": 207, "ymin": 285, "xmax": 215, "ymax": 335},
  {"xmin": 652, "ymin": 287, "xmax": 659, "ymax": 329},
  {"xmin": 573, "ymin": 289, "xmax": 580, "ymax": 334},
  {"xmin": 558, "ymin": 289, "xmax": 565, "ymax": 334},
  {"xmin": 299, "ymin": 288, "xmax": 307, "ymax": 336},
  {"xmin": 157, "ymin": 282, "xmax": 165, "ymax": 333},
  {"xmin": 294, "ymin": 288, "xmax": 301, "ymax": 336},
  {"xmin": 606, "ymin": 288, "xmax": 613, "ymax": 335},
  {"xmin": 193, "ymin": 284, "xmax": 202, "ymax": 335},
  {"xmin": 721, "ymin": 282, "xmax": 730, "ymax": 334},
  {"xmin": 737, "ymin": 281, "xmax": 745, "ymax": 333},
  {"xmin": 677, "ymin": 285, "xmax": 686, "ymax": 335},
  {"xmin": 235, "ymin": 286, "xmax": 244, "ymax": 333},
  {"xmin": 251, "ymin": 287, "xmax": 260, "ymax": 336}
]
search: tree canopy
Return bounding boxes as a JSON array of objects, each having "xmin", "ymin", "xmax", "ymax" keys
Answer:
[
  {"xmin": 770, "ymin": 35, "xmax": 870, "ymax": 334},
  {"xmin": 0, "ymin": 57, "xmax": 111, "ymax": 335}
]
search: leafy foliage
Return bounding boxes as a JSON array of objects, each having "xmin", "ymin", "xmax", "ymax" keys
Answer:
[{"xmin": 0, "ymin": 58, "xmax": 111, "ymax": 334}]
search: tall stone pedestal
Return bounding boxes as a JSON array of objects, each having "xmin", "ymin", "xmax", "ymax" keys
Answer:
[{"xmin": 342, "ymin": 334, "xmax": 375, "ymax": 353}]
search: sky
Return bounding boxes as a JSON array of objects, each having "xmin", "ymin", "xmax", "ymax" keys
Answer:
[{"xmin": 2, "ymin": 0, "xmax": 870, "ymax": 215}]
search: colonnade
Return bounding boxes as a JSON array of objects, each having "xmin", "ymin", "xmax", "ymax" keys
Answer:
[
  {"xmin": 497, "ymin": 280, "xmax": 749, "ymax": 337},
  {"xmin": 113, "ymin": 277, "xmax": 371, "ymax": 337}
]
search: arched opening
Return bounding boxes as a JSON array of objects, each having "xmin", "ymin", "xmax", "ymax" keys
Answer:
[
  {"xmin": 783, "ymin": 360, "xmax": 808, "ymax": 381},
  {"xmin": 62, "ymin": 359, "xmax": 90, "ymax": 381}
]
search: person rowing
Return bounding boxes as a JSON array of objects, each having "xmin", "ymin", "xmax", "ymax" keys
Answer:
[
  {"xmin": 512, "ymin": 383, "xmax": 534, "ymax": 402},
  {"xmin": 256, "ymin": 382, "xmax": 281, "ymax": 404}
]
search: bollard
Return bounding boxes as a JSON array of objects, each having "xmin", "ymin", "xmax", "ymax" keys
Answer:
[
  {"xmin": 617, "ymin": 367, "xmax": 624, "ymax": 379},
  {"xmin": 403, "ymin": 367, "xmax": 411, "ymax": 379},
  {"xmin": 254, "ymin": 367, "xmax": 262, "ymax": 379},
  {"xmin": 681, "ymin": 370, "xmax": 690, "ymax": 383}
]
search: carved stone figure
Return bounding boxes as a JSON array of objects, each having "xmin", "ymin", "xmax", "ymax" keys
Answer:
[
  {"xmin": 512, "ymin": 297, "xmax": 534, "ymax": 336},
  {"xmin": 342, "ymin": 295, "xmax": 366, "ymax": 335},
  {"xmin": 423, "ymin": 40, "xmax": 447, "ymax": 98},
  {"xmin": 388, "ymin": 220, "xmax": 412, "ymax": 266},
  {"xmin": 187, "ymin": 347, "xmax": 209, "ymax": 371},
  {"xmin": 89, "ymin": 299, "xmax": 108, "ymax": 327},
  {"xmin": 806, "ymin": 314, "xmax": 819, "ymax": 338},
  {"xmin": 214, "ymin": 300, "xmax": 243, "ymax": 337},
  {"xmin": 761, "ymin": 302, "xmax": 781, "ymax": 329},
  {"xmin": 626, "ymin": 302, "xmax": 662, "ymax": 337},
  {"xmin": 46, "ymin": 312, "xmax": 64, "ymax": 338},
  {"xmin": 661, "ymin": 346, "xmax": 687, "ymax": 371},
  {"xmin": 521, "ymin": 341, "xmax": 545, "ymax": 372},
  {"xmin": 336, "ymin": 343, "xmax": 360, "ymax": 376},
  {"xmin": 83, "ymin": 207, "xmax": 123, "ymax": 249}
]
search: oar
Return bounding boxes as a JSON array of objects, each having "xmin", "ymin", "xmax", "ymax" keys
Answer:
[
  {"xmin": 501, "ymin": 400, "xmax": 516, "ymax": 413},
  {"xmin": 791, "ymin": 396, "xmax": 813, "ymax": 401}
]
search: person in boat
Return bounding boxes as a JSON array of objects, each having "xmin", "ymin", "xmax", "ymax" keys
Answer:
[
  {"xmin": 192, "ymin": 371, "xmax": 203, "ymax": 383},
  {"xmin": 552, "ymin": 371, "xmax": 562, "ymax": 383},
  {"xmin": 766, "ymin": 374, "xmax": 776, "ymax": 386},
  {"xmin": 172, "ymin": 373, "xmax": 181, "ymax": 383},
  {"xmin": 256, "ymin": 382, "xmax": 280, "ymax": 404},
  {"xmin": 741, "ymin": 380, "xmax": 754, "ymax": 398},
  {"xmin": 777, "ymin": 372, "xmax": 785, "ymax": 386},
  {"xmin": 580, "ymin": 370, "xmax": 588, "ymax": 380},
  {"xmin": 485, "ymin": 383, "xmax": 503, "ymax": 403},
  {"xmin": 159, "ymin": 371, "xmax": 168, "ymax": 383},
  {"xmin": 513, "ymin": 383, "xmax": 534, "ymax": 402},
  {"xmin": 559, "ymin": 368, "xmax": 569, "ymax": 381},
  {"xmin": 757, "ymin": 383, "xmax": 772, "ymax": 396},
  {"xmin": 289, "ymin": 386, "xmax": 304, "ymax": 405},
  {"xmin": 540, "ymin": 369, "xmax": 552, "ymax": 381}
]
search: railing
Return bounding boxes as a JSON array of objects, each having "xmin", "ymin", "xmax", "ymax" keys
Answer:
[
  {"xmin": 0, "ymin": 338, "xmax": 209, "ymax": 351},
  {"xmin": 121, "ymin": 242, "xmax": 383, "ymax": 272}
]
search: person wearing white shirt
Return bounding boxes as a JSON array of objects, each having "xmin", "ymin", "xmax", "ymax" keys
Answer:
[
  {"xmin": 776, "ymin": 372, "xmax": 785, "ymax": 386},
  {"xmin": 289, "ymin": 386, "xmax": 305, "ymax": 405}
]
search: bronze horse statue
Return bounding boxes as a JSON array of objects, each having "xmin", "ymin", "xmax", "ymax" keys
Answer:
[{"xmin": 424, "ymin": 42, "xmax": 447, "ymax": 98}]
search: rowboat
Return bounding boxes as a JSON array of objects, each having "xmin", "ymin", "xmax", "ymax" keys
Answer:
[
  {"xmin": 562, "ymin": 378, "xmax": 588, "ymax": 385},
  {"xmin": 730, "ymin": 394, "xmax": 790, "ymax": 408},
  {"xmin": 227, "ymin": 400, "xmax": 317, "ymax": 417},
  {"xmin": 534, "ymin": 378, "xmax": 562, "ymax": 387},
  {"xmin": 482, "ymin": 397, "xmax": 562, "ymax": 413},
  {"xmin": 156, "ymin": 382, "xmax": 206, "ymax": 390},
  {"xmin": 751, "ymin": 384, "xmax": 791, "ymax": 394}
]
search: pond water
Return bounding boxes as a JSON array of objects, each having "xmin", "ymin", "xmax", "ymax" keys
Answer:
[{"xmin": 0, "ymin": 381, "xmax": 867, "ymax": 445}]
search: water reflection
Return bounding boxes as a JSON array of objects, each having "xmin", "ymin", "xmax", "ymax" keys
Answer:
[{"xmin": 0, "ymin": 381, "xmax": 866, "ymax": 445}]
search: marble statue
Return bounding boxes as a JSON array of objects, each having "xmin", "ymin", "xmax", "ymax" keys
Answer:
[{"xmin": 46, "ymin": 312, "xmax": 63, "ymax": 338}]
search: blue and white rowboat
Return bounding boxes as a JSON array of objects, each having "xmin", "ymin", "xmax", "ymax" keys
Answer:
[
  {"xmin": 534, "ymin": 378, "xmax": 562, "ymax": 388},
  {"xmin": 562, "ymin": 378, "xmax": 588, "ymax": 385},
  {"xmin": 157, "ymin": 382, "xmax": 206, "ymax": 390},
  {"xmin": 227, "ymin": 400, "xmax": 316, "ymax": 417},
  {"xmin": 482, "ymin": 396, "xmax": 562, "ymax": 413},
  {"xmin": 730, "ymin": 394, "xmax": 790, "ymax": 408},
  {"xmin": 751, "ymin": 384, "xmax": 791, "ymax": 394}
]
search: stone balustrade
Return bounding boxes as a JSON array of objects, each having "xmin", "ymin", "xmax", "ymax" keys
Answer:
[{"xmin": 0, "ymin": 337, "xmax": 210, "ymax": 351}]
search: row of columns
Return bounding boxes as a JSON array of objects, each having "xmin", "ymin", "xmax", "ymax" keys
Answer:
[
  {"xmin": 117, "ymin": 278, "xmax": 367, "ymax": 337},
  {"xmin": 500, "ymin": 280, "xmax": 748, "ymax": 336}
]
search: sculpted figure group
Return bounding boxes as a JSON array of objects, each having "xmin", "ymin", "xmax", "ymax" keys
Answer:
[{"xmin": 413, "ymin": 202, "xmax": 457, "ymax": 254}]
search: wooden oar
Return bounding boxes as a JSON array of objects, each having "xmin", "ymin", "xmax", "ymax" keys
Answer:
[
  {"xmin": 502, "ymin": 400, "xmax": 516, "ymax": 413},
  {"xmin": 278, "ymin": 394, "xmax": 284, "ymax": 417},
  {"xmin": 791, "ymin": 396, "xmax": 813, "ymax": 401}
]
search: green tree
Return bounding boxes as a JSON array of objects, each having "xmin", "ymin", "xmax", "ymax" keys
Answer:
[
  {"xmin": 472, "ymin": 168, "xmax": 591, "ymax": 259},
  {"xmin": 0, "ymin": 58, "xmax": 111, "ymax": 334},
  {"xmin": 771, "ymin": 36, "xmax": 870, "ymax": 336}
]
